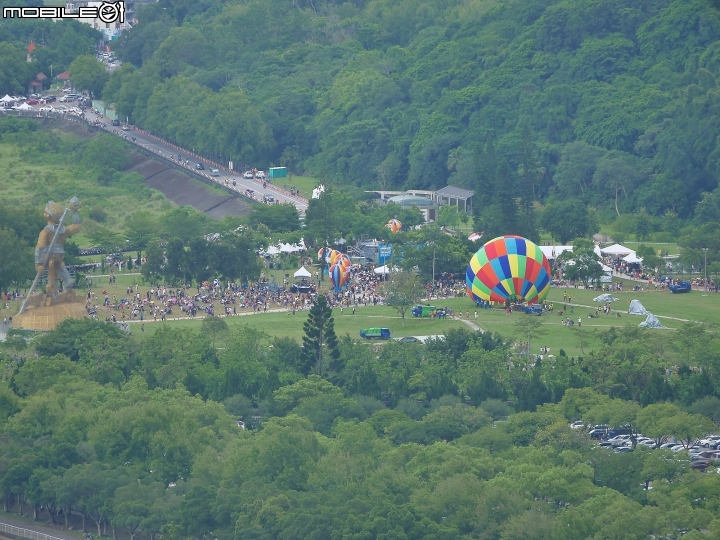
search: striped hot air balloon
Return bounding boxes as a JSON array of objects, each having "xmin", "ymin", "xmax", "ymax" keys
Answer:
[
  {"xmin": 330, "ymin": 263, "xmax": 349, "ymax": 288},
  {"xmin": 466, "ymin": 235, "xmax": 551, "ymax": 304},
  {"xmin": 386, "ymin": 219, "xmax": 402, "ymax": 233}
]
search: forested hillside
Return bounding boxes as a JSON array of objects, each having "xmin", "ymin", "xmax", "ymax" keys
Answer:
[{"xmin": 99, "ymin": 0, "xmax": 720, "ymax": 223}]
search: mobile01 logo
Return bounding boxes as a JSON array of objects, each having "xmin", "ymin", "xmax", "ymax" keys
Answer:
[{"xmin": 3, "ymin": 1, "xmax": 125, "ymax": 23}]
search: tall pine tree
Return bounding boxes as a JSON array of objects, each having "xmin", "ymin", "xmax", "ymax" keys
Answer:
[
  {"xmin": 477, "ymin": 158, "xmax": 520, "ymax": 239},
  {"xmin": 300, "ymin": 295, "xmax": 340, "ymax": 376},
  {"xmin": 516, "ymin": 122, "xmax": 540, "ymax": 241}
]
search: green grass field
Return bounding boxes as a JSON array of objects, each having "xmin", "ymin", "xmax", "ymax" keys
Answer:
[
  {"xmin": 276, "ymin": 175, "xmax": 318, "ymax": 199},
  {"xmin": 5, "ymin": 270, "xmax": 718, "ymax": 358}
]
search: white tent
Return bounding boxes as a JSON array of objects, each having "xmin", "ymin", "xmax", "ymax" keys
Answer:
[
  {"xmin": 540, "ymin": 245, "xmax": 573, "ymax": 260},
  {"xmin": 312, "ymin": 185, "xmax": 325, "ymax": 199},
  {"xmin": 623, "ymin": 252, "xmax": 643, "ymax": 264},
  {"xmin": 593, "ymin": 293, "xmax": 618, "ymax": 302},
  {"xmin": 293, "ymin": 266, "xmax": 311, "ymax": 279},
  {"xmin": 601, "ymin": 243, "xmax": 633, "ymax": 256},
  {"xmin": 628, "ymin": 299, "xmax": 648, "ymax": 315},
  {"xmin": 279, "ymin": 242, "xmax": 303, "ymax": 253},
  {"xmin": 374, "ymin": 265, "xmax": 390, "ymax": 275},
  {"xmin": 0, "ymin": 95, "xmax": 13, "ymax": 103},
  {"xmin": 15, "ymin": 102, "xmax": 31, "ymax": 110},
  {"xmin": 264, "ymin": 246, "xmax": 281, "ymax": 255},
  {"xmin": 594, "ymin": 245, "xmax": 602, "ymax": 257}
]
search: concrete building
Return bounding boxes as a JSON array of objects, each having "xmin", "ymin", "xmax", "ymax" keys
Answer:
[
  {"xmin": 432, "ymin": 185, "xmax": 474, "ymax": 214},
  {"xmin": 366, "ymin": 184, "xmax": 474, "ymax": 222},
  {"xmin": 64, "ymin": 1, "xmax": 134, "ymax": 41}
]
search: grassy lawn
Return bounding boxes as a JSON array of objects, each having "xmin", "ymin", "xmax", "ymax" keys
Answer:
[
  {"xmin": 135, "ymin": 304, "xmax": 467, "ymax": 341},
  {"xmin": 6, "ymin": 270, "xmax": 718, "ymax": 358},
  {"xmin": 276, "ymin": 175, "xmax": 318, "ymax": 199},
  {"xmin": 621, "ymin": 241, "xmax": 680, "ymax": 256}
]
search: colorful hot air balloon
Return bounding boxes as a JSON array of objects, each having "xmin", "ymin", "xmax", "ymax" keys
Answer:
[
  {"xmin": 386, "ymin": 219, "xmax": 402, "ymax": 233},
  {"xmin": 466, "ymin": 235, "xmax": 551, "ymax": 304},
  {"xmin": 337, "ymin": 255, "xmax": 351, "ymax": 269},
  {"xmin": 318, "ymin": 248, "xmax": 326, "ymax": 261},
  {"xmin": 330, "ymin": 263, "xmax": 348, "ymax": 288},
  {"xmin": 329, "ymin": 250, "xmax": 342, "ymax": 265}
]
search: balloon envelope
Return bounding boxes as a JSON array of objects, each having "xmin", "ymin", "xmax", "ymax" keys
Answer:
[
  {"xmin": 329, "ymin": 250, "xmax": 342, "ymax": 265},
  {"xmin": 386, "ymin": 219, "xmax": 402, "ymax": 233},
  {"xmin": 330, "ymin": 263, "xmax": 348, "ymax": 288},
  {"xmin": 466, "ymin": 235, "xmax": 551, "ymax": 304}
]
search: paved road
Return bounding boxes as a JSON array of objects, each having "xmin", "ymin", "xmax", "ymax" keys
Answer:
[
  {"xmin": 9, "ymin": 102, "xmax": 309, "ymax": 213},
  {"xmin": 82, "ymin": 110, "xmax": 308, "ymax": 212}
]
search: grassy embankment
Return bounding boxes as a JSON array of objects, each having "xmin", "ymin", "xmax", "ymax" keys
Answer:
[{"xmin": 0, "ymin": 136, "xmax": 174, "ymax": 246}]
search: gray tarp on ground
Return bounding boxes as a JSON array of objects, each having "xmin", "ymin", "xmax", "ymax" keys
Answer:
[
  {"xmin": 593, "ymin": 293, "xmax": 619, "ymax": 302},
  {"xmin": 638, "ymin": 313, "xmax": 666, "ymax": 329},
  {"xmin": 628, "ymin": 299, "xmax": 648, "ymax": 315}
]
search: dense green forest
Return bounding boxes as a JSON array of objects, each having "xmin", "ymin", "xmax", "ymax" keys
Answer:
[
  {"xmin": 2, "ymin": 320, "xmax": 720, "ymax": 539},
  {"xmin": 4, "ymin": 1, "xmax": 720, "ymax": 231},
  {"xmin": 96, "ymin": 0, "xmax": 720, "ymax": 225}
]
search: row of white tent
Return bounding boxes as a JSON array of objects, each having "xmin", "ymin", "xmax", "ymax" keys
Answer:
[
  {"xmin": 261, "ymin": 239, "xmax": 307, "ymax": 256},
  {"xmin": 540, "ymin": 243, "xmax": 643, "ymax": 265},
  {"xmin": 292, "ymin": 264, "xmax": 394, "ymax": 281},
  {"xmin": 1, "ymin": 95, "xmax": 33, "ymax": 110}
]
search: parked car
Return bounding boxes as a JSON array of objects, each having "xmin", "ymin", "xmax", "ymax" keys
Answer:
[
  {"xmin": 26, "ymin": 99, "xmax": 38, "ymax": 105},
  {"xmin": 396, "ymin": 336, "xmax": 422, "ymax": 344},
  {"xmin": 196, "ymin": 163, "xmax": 205, "ymax": 170},
  {"xmin": 263, "ymin": 194, "xmax": 274, "ymax": 202},
  {"xmin": 38, "ymin": 106, "xmax": 53, "ymax": 112},
  {"xmin": 522, "ymin": 304, "xmax": 543, "ymax": 315},
  {"xmin": 243, "ymin": 171, "xmax": 254, "ymax": 179},
  {"xmin": 256, "ymin": 170, "xmax": 266, "ymax": 179},
  {"xmin": 569, "ymin": 421, "xmax": 584, "ymax": 429},
  {"xmin": 111, "ymin": 119, "xmax": 120, "ymax": 126},
  {"xmin": 698, "ymin": 436, "xmax": 720, "ymax": 447}
]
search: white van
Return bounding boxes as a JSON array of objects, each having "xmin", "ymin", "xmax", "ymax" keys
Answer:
[{"xmin": 210, "ymin": 168, "xmax": 220, "ymax": 177}]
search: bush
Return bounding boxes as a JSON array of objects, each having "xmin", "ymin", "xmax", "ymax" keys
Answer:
[
  {"xmin": 651, "ymin": 232, "xmax": 673, "ymax": 242},
  {"xmin": 88, "ymin": 206, "xmax": 107, "ymax": 222},
  {"xmin": 691, "ymin": 396, "xmax": 720, "ymax": 421},
  {"xmin": 395, "ymin": 397, "xmax": 426, "ymax": 420},
  {"xmin": 479, "ymin": 398, "xmax": 513, "ymax": 420}
]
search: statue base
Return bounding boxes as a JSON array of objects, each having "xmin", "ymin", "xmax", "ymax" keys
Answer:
[{"xmin": 12, "ymin": 290, "xmax": 87, "ymax": 331}]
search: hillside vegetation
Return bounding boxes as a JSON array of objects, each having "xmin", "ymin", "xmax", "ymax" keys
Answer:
[{"xmin": 98, "ymin": 0, "xmax": 720, "ymax": 225}]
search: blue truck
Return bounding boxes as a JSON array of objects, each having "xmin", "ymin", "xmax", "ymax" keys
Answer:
[
  {"xmin": 668, "ymin": 281, "xmax": 692, "ymax": 293},
  {"xmin": 360, "ymin": 328, "xmax": 391, "ymax": 340}
]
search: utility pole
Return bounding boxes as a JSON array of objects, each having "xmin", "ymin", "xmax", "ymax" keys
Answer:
[{"xmin": 703, "ymin": 248, "xmax": 708, "ymax": 294}]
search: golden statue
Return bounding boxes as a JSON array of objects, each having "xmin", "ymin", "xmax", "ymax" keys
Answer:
[
  {"xmin": 13, "ymin": 197, "xmax": 88, "ymax": 330},
  {"xmin": 35, "ymin": 198, "xmax": 82, "ymax": 295}
]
